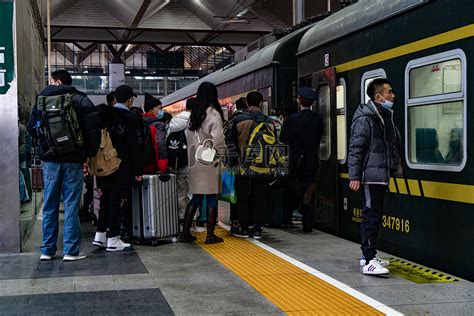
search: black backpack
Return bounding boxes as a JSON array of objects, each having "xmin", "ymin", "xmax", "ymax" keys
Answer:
[
  {"xmin": 37, "ymin": 93, "xmax": 83, "ymax": 157},
  {"xmin": 167, "ymin": 129, "xmax": 188, "ymax": 169}
]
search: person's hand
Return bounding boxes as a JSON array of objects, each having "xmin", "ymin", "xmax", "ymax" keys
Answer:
[
  {"xmin": 135, "ymin": 175, "xmax": 143, "ymax": 182},
  {"xmin": 349, "ymin": 180, "xmax": 360, "ymax": 192},
  {"xmin": 83, "ymin": 163, "xmax": 90, "ymax": 177}
]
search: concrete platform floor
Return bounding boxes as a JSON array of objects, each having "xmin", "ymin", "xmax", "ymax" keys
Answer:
[{"xmin": 0, "ymin": 202, "xmax": 472, "ymax": 315}]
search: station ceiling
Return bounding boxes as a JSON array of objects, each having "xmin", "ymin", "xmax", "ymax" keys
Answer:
[{"xmin": 47, "ymin": 0, "xmax": 289, "ymax": 49}]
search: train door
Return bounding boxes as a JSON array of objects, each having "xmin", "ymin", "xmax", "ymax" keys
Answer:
[{"xmin": 312, "ymin": 68, "xmax": 338, "ymax": 234}]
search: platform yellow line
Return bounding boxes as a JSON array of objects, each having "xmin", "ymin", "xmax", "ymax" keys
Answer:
[{"xmin": 195, "ymin": 228, "xmax": 383, "ymax": 315}]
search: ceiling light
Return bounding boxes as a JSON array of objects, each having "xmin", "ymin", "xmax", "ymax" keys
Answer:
[
  {"xmin": 221, "ymin": 18, "xmax": 249, "ymax": 24},
  {"xmin": 236, "ymin": 9, "xmax": 248, "ymax": 17}
]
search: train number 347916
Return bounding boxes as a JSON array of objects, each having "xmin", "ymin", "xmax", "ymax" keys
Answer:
[{"xmin": 382, "ymin": 215, "xmax": 410, "ymax": 233}]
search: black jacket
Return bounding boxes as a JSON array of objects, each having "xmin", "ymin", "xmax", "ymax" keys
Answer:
[
  {"xmin": 26, "ymin": 85, "xmax": 95, "ymax": 163},
  {"xmin": 348, "ymin": 101, "xmax": 401, "ymax": 184},
  {"xmin": 280, "ymin": 109, "xmax": 323, "ymax": 181},
  {"xmin": 96, "ymin": 104, "xmax": 144, "ymax": 190}
]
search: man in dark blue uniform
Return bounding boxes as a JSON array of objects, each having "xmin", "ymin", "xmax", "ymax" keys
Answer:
[{"xmin": 281, "ymin": 87, "xmax": 323, "ymax": 233}]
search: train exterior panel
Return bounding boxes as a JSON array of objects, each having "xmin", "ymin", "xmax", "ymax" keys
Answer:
[
  {"xmin": 161, "ymin": 24, "xmax": 314, "ymax": 116},
  {"xmin": 297, "ymin": 0, "xmax": 474, "ymax": 280}
]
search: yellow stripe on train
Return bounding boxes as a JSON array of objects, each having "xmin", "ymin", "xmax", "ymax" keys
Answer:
[
  {"xmin": 339, "ymin": 173, "xmax": 474, "ymax": 204},
  {"xmin": 336, "ymin": 24, "xmax": 474, "ymax": 73}
]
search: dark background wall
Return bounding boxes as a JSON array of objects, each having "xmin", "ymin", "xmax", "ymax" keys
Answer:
[{"xmin": 260, "ymin": 0, "xmax": 344, "ymax": 26}]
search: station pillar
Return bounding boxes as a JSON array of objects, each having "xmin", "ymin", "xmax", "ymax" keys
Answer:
[
  {"xmin": 109, "ymin": 63, "xmax": 125, "ymax": 90},
  {"xmin": 0, "ymin": 0, "xmax": 20, "ymax": 252}
]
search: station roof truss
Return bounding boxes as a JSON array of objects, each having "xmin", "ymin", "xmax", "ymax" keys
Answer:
[{"xmin": 46, "ymin": 0, "xmax": 289, "ymax": 47}]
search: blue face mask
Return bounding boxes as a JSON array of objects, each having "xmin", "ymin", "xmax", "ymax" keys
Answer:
[
  {"xmin": 380, "ymin": 98, "xmax": 394, "ymax": 110},
  {"xmin": 156, "ymin": 110, "xmax": 164, "ymax": 120}
]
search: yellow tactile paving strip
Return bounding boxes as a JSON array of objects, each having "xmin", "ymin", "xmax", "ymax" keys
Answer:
[{"xmin": 195, "ymin": 228, "xmax": 383, "ymax": 315}]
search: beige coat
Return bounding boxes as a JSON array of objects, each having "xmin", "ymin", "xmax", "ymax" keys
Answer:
[{"xmin": 186, "ymin": 106, "xmax": 225, "ymax": 194}]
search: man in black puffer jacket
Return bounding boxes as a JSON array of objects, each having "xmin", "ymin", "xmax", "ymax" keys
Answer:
[
  {"xmin": 27, "ymin": 70, "xmax": 95, "ymax": 262},
  {"xmin": 348, "ymin": 78, "xmax": 402, "ymax": 276},
  {"xmin": 92, "ymin": 85, "xmax": 144, "ymax": 252}
]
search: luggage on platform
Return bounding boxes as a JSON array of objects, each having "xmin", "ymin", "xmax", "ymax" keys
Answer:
[
  {"xmin": 132, "ymin": 174, "xmax": 179, "ymax": 245},
  {"xmin": 265, "ymin": 178, "xmax": 285, "ymax": 228}
]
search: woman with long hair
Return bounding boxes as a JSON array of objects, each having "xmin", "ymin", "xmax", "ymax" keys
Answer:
[{"xmin": 179, "ymin": 82, "xmax": 225, "ymax": 244}]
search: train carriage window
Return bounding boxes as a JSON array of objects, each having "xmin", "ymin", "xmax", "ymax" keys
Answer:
[
  {"xmin": 361, "ymin": 69, "xmax": 387, "ymax": 103},
  {"xmin": 336, "ymin": 78, "xmax": 347, "ymax": 163},
  {"xmin": 405, "ymin": 49, "xmax": 466, "ymax": 172},
  {"xmin": 317, "ymin": 84, "xmax": 330, "ymax": 160}
]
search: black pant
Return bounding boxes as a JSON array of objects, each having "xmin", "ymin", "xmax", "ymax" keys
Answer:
[
  {"xmin": 98, "ymin": 189, "xmax": 128, "ymax": 238},
  {"xmin": 229, "ymin": 203, "xmax": 238, "ymax": 221},
  {"xmin": 285, "ymin": 178, "xmax": 315, "ymax": 232},
  {"xmin": 236, "ymin": 176, "xmax": 268, "ymax": 230},
  {"xmin": 360, "ymin": 184, "xmax": 387, "ymax": 261}
]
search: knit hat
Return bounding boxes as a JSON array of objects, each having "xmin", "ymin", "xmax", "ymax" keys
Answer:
[{"xmin": 144, "ymin": 92, "xmax": 162, "ymax": 112}]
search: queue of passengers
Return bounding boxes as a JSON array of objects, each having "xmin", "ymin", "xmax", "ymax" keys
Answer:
[{"xmin": 26, "ymin": 68, "xmax": 323, "ymax": 262}]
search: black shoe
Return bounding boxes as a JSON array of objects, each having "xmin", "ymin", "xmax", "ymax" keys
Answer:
[
  {"xmin": 179, "ymin": 232, "xmax": 197, "ymax": 243},
  {"xmin": 252, "ymin": 230, "xmax": 263, "ymax": 239},
  {"xmin": 230, "ymin": 226, "xmax": 239, "ymax": 234},
  {"xmin": 205, "ymin": 235, "xmax": 224, "ymax": 244},
  {"xmin": 233, "ymin": 228, "xmax": 249, "ymax": 238},
  {"xmin": 122, "ymin": 234, "xmax": 133, "ymax": 244}
]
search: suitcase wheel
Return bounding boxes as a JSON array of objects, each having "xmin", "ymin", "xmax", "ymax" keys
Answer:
[{"xmin": 171, "ymin": 237, "xmax": 178, "ymax": 243}]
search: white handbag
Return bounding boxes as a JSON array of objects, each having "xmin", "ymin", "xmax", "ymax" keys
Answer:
[{"xmin": 194, "ymin": 131, "xmax": 216, "ymax": 165}]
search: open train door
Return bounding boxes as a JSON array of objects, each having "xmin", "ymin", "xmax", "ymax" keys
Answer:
[{"xmin": 311, "ymin": 67, "xmax": 338, "ymax": 235}]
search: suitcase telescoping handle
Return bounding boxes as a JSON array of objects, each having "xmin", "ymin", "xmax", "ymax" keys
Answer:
[{"xmin": 158, "ymin": 173, "xmax": 171, "ymax": 182}]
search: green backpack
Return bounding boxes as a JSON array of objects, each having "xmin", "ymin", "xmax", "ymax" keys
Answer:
[{"xmin": 38, "ymin": 93, "xmax": 83, "ymax": 157}]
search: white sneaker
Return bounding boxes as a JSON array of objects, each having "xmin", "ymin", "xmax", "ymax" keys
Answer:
[
  {"xmin": 106, "ymin": 236, "xmax": 132, "ymax": 252},
  {"xmin": 40, "ymin": 254, "xmax": 56, "ymax": 261},
  {"xmin": 92, "ymin": 232, "xmax": 107, "ymax": 248},
  {"xmin": 63, "ymin": 254, "xmax": 87, "ymax": 261},
  {"xmin": 191, "ymin": 226, "xmax": 206, "ymax": 233},
  {"xmin": 362, "ymin": 259, "xmax": 389, "ymax": 275},
  {"xmin": 360, "ymin": 256, "xmax": 390, "ymax": 267}
]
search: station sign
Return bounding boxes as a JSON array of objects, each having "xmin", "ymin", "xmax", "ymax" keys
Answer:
[{"xmin": 0, "ymin": 1, "xmax": 14, "ymax": 94}]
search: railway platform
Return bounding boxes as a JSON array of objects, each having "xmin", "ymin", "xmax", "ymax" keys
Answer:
[{"xmin": 0, "ymin": 203, "xmax": 472, "ymax": 315}]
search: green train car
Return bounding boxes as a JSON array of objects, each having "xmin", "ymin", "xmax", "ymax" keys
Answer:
[{"xmin": 297, "ymin": 0, "xmax": 474, "ymax": 281}]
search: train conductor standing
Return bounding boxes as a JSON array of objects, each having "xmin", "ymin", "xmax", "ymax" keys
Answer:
[
  {"xmin": 281, "ymin": 87, "xmax": 323, "ymax": 233},
  {"xmin": 348, "ymin": 78, "xmax": 402, "ymax": 275}
]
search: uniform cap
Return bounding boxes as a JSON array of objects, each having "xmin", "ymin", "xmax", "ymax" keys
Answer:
[{"xmin": 298, "ymin": 87, "xmax": 318, "ymax": 105}]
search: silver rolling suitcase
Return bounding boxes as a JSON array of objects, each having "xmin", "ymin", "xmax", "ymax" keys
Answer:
[{"xmin": 132, "ymin": 174, "xmax": 179, "ymax": 245}]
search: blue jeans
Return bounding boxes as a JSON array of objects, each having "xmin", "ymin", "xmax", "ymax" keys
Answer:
[{"xmin": 41, "ymin": 162, "xmax": 83, "ymax": 256}]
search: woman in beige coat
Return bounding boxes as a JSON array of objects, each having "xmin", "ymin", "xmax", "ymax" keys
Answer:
[{"xmin": 179, "ymin": 82, "xmax": 225, "ymax": 244}]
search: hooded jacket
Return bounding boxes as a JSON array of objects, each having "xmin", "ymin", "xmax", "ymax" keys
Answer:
[
  {"xmin": 142, "ymin": 112, "xmax": 168, "ymax": 173},
  {"xmin": 96, "ymin": 104, "xmax": 144, "ymax": 190},
  {"xmin": 348, "ymin": 100, "xmax": 402, "ymax": 184},
  {"xmin": 26, "ymin": 85, "xmax": 95, "ymax": 163},
  {"xmin": 168, "ymin": 110, "xmax": 190, "ymax": 135}
]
